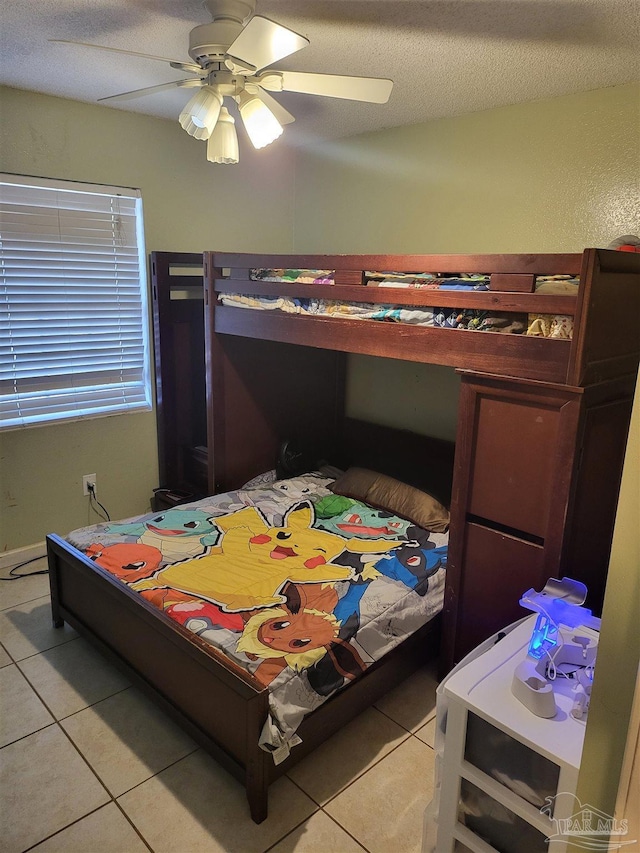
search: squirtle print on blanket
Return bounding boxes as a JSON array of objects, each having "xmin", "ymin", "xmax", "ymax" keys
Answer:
[{"xmin": 66, "ymin": 474, "xmax": 447, "ymax": 754}]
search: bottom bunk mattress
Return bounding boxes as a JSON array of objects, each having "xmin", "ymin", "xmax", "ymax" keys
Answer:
[{"xmin": 65, "ymin": 472, "xmax": 447, "ymax": 758}]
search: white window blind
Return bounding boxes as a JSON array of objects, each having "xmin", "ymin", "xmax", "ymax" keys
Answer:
[{"xmin": 0, "ymin": 174, "xmax": 152, "ymax": 430}]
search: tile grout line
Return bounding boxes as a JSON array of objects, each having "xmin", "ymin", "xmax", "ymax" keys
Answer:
[
  {"xmin": 0, "ymin": 592, "xmax": 79, "ymax": 665},
  {"xmin": 55, "ymin": 681, "xmax": 133, "ymax": 722},
  {"xmin": 24, "ymin": 731, "xmax": 203, "ymax": 853},
  {"xmin": 316, "ymin": 733, "xmax": 436, "ymax": 853},
  {"xmin": 261, "ymin": 805, "xmax": 322, "ymax": 853},
  {"xmin": 282, "ymin": 729, "xmax": 409, "ymax": 811},
  {"xmin": 19, "ymin": 803, "xmax": 117, "ymax": 853},
  {"xmin": 373, "ymin": 702, "xmax": 437, "ymax": 736},
  {"xmin": 0, "ymin": 592, "xmax": 55, "ymax": 615},
  {"xmin": 17, "ymin": 797, "xmax": 155, "ymax": 853},
  {"xmin": 52, "ymin": 718, "xmax": 161, "ymax": 853},
  {"xmin": 13, "ymin": 657, "xmax": 132, "ymax": 728},
  {"xmin": 262, "ymin": 804, "xmax": 370, "ymax": 853},
  {"xmin": 0, "ymin": 558, "xmax": 50, "ymax": 613},
  {"xmin": 7, "ymin": 631, "xmax": 79, "ymax": 664},
  {"xmin": 0, "ymin": 718, "xmax": 57, "ymax": 752},
  {"xmin": 110, "ymin": 744, "xmax": 201, "ymax": 800},
  {"xmin": 281, "ymin": 732, "xmax": 435, "ymax": 853},
  {"xmin": 112, "ymin": 801, "xmax": 155, "ymax": 853},
  {"xmin": 16, "ymin": 658, "xmax": 203, "ymax": 800},
  {"xmin": 275, "ymin": 685, "xmax": 438, "ymax": 847},
  {"xmin": 318, "ymin": 810, "xmax": 370, "ymax": 852},
  {"xmin": 321, "ymin": 730, "xmax": 426, "ymax": 809},
  {"xmin": 14, "ymin": 718, "xmax": 117, "ymax": 851},
  {"xmin": 3, "ymin": 660, "xmax": 178, "ymax": 852}
]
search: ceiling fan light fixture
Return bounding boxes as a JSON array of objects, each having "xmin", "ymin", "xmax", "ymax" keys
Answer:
[
  {"xmin": 61, "ymin": 0, "xmax": 396, "ymax": 161},
  {"xmin": 207, "ymin": 106, "xmax": 240, "ymax": 164},
  {"xmin": 179, "ymin": 85, "xmax": 223, "ymax": 139},
  {"xmin": 236, "ymin": 90, "xmax": 283, "ymax": 149}
]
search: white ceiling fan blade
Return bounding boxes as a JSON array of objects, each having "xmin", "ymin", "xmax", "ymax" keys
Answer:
[
  {"xmin": 260, "ymin": 70, "xmax": 393, "ymax": 104},
  {"xmin": 226, "ymin": 16, "xmax": 309, "ymax": 73},
  {"xmin": 98, "ymin": 79, "xmax": 203, "ymax": 104},
  {"xmin": 49, "ymin": 40, "xmax": 203, "ymax": 73},
  {"xmin": 246, "ymin": 84, "xmax": 295, "ymax": 125}
]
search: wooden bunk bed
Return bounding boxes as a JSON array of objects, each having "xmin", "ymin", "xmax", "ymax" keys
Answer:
[
  {"xmin": 47, "ymin": 247, "xmax": 639, "ymax": 823},
  {"xmin": 150, "ymin": 252, "xmax": 208, "ymax": 507}
]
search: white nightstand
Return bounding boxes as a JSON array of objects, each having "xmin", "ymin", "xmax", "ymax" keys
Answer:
[{"xmin": 432, "ymin": 616, "xmax": 590, "ymax": 853}]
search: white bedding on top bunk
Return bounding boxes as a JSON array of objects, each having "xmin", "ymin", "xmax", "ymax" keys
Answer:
[{"xmin": 219, "ymin": 272, "xmax": 580, "ymax": 337}]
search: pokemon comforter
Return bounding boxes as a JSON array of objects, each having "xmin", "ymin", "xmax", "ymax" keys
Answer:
[{"xmin": 66, "ymin": 473, "xmax": 447, "ymax": 759}]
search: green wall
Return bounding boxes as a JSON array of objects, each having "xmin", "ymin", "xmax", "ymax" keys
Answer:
[
  {"xmin": 0, "ymin": 86, "xmax": 296, "ymax": 550},
  {"xmin": 293, "ymin": 83, "xmax": 639, "ymax": 255}
]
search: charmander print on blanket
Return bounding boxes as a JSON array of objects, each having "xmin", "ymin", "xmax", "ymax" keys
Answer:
[{"xmin": 67, "ymin": 474, "xmax": 447, "ymax": 757}]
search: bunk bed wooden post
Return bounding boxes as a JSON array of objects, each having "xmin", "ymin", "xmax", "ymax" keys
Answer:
[
  {"xmin": 245, "ymin": 697, "xmax": 270, "ymax": 824},
  {"xmin": 568, "ymin": 248, "xmax": 640, "ymax": 386},
  {"xmin": 150, "ymin": 251, "xmax": 208, "ymax": 503},
  {"xmin": 204, "ymin": 252, "xmax": 226, "ymax": 495},
  {"xmin": 48, "ymin": 541, "xmax": 65, "ymax": 629},
  {"xmin": 559, "ymin": 247, "xmax": 640, "ymax": 612}
]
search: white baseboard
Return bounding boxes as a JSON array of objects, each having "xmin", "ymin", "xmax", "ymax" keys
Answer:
[{"xmin": 0, "ymin": 542, "xmax": 47, "ymax": 571}]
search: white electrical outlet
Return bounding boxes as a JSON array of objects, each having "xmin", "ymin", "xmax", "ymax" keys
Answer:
[{"xmin": 82, "ymin": 474, "xmax": 97, "ymax": 497}]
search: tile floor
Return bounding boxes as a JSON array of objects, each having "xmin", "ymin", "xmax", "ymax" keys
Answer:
[{"xmin": 0, "ymin": 557, "xmax": 439, "ymax": 853}]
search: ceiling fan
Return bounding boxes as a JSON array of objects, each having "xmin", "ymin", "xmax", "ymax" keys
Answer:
[{"xmin": 52, "ymin": 0, "xmax": 393, "ymax": 164}]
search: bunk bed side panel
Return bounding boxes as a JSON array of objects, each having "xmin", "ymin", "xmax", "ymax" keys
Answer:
[
  {"xmin": 560, "ymin": 376, "xmax": 638, "ymax": 612},
  {"xmin": 214, "ymin": 305, "xmax": 571, "ymax": 384},
  {"xmin": 568, "ymin": 248, "xmax": 640, "ymax": 386},
  {"xmin": 150, "ymin": 251, "xmax": 208, "ymax": 501},
  {"xmin": 443, "ymin": 375, "xmax": 586, "ymax": 668}
]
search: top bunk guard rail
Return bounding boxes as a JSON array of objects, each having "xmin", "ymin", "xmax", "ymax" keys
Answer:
[
  {"xmin": 209, "ymin": 252, "xmax": 584, "ymax": 276},
  {"xmin": 212, "ymin": 279, "xmax": 578, "ymax": 315},
  {"xmin": 204, "ymin": 249, "xmax": 640, "ymax": 388}
]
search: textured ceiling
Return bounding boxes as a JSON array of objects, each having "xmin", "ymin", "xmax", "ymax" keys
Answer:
[{"xmin": 1, "ymin": 0, "xmax": 638, "ymax": 146}]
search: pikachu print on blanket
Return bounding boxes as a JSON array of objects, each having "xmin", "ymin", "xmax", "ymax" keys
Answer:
[{"xmin": 141, "ymin": 503, "xmax": 404, "ymax": 612}]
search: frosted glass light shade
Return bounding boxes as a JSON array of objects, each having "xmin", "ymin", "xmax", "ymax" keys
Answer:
[
  {"xmin": 207, "ymin": 107, "xmax": 239, "ymax": 164},
  {"xmin": 179, "ymin": 86, "xmax": 223, "ymax": 140},
  {"xmin": 236, "ymin": 91, "xmax": 283, "ymax": 149}
]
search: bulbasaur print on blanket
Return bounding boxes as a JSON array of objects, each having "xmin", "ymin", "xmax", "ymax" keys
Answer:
[{"xmin": 67, "ymin": 473, "xmax": 447, "ymax": 757}]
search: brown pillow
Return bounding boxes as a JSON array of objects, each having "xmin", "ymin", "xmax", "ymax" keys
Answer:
[{"xmin": 329, "ymin": 467, "xmax": 450, "ymax": 533}]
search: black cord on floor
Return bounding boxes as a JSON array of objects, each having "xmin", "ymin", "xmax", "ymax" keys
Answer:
[
  {"xmin": 2, "ymin": 486, "xmax": 112, "ymax": 582},
  {"xmin": 0, "ymin": 556, "xmax": 49, "ymax": 580},
  {"xmin": 88, "ymin": 483, "xmax": 111, "ymax": 521}
]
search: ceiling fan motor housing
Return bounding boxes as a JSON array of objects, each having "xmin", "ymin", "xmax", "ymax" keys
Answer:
[
  {"xmin": 190, "ymin": 0, "xmax": 256, "ymax": 65},
  {"xmin": 203, "ymin": 0, "xmax": 255, "ymax": 19}
]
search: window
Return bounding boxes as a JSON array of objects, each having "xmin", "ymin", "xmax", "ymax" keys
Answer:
[{"xmin": 0, "ymin": 174, "xmax": 152, "ymax": 430}]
